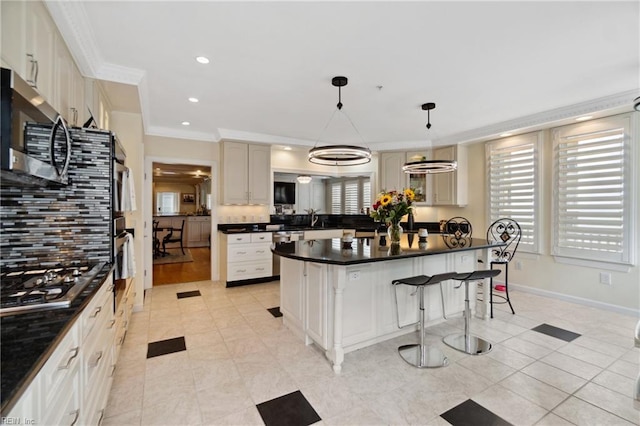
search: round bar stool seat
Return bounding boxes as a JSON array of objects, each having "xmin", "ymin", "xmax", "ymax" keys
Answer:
[
  {"xmin": 443, "ymin": 269, "xmax": 501, "ymax": 355},
  {"xmin": 392, "ymin": 272, "xmax": 458, "ymax": 368}
]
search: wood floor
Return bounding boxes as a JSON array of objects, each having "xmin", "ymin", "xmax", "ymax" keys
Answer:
[{"xmin": 153, "ymin": 247, "xmax": 211, "ymax": 286}]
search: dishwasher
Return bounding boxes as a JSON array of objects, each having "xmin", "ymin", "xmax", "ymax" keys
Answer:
[{"xmin": 272, "ymin": 231, "xmax": 303, "ymax": 277}]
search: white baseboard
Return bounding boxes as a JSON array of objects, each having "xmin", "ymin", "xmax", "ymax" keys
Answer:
[{"xmin": 505, "ymin": 282, "xmax": 639, "ymax": 317}]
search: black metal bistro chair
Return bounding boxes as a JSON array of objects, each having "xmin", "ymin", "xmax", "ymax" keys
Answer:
[
  {"xmin": 443, "ymin": 269, "xmax": 502, "ymax": 355},
  {"xmin": 162, "ymin": 219, "xmax": 186, "ymax": 255},
  {"xmin": 392, "ymin": 272, "xmax": 459, "ymax": 368},
  {"xmin": 442, "ymin": 216, "xmax": 473, "ymax": 248},
  {"xmin": 486, "ymin": 218, "xmax": 522, "ymax": 318}
]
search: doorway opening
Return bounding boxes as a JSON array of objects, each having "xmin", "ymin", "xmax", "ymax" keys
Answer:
[{"xmin": 152, "ymin": 162, "xmax": 212, "ymax": 286}]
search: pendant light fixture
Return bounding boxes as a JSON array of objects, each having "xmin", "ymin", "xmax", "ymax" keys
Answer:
[
  {"xmin": 296, "ymin": 175, "xmax": 312, "ymax": 184},
  {"xmin": 402, "ymin": 102, "xmax": 457, "ymax": 174},
  {"xmin": 308, "ymin": 76, "xmax": 372, "ymax": 166}
]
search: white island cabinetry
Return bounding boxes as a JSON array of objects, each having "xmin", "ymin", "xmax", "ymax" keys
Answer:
[{"xmin": 278, "ymin": 240, "xmax": 483, "ymax": 372}]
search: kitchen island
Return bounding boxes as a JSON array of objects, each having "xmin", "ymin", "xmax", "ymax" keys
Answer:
[{"xmin": 272, "ymin": 234, "xmax": 504, "ymax": 372}]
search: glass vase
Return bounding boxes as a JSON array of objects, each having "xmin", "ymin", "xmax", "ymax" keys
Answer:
[{"xmin": 387, "ymin": 223, "xmax": 403, "ymax": 245}]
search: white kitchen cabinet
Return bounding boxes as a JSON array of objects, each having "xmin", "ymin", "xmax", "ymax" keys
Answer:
[
  {"xmin": 432, "ymin": 145, "xmax": 468, "ymax": 206},
  {"xmin": 1, "ymin": 0, "xmax": 28, "ymax": 75},
  {"xmin": 187, "ymin": 216, "xmax": 211, "ymax": 247},
  {"xmin": 221, "ymin": 141, "xmax": 270, "ymax": 205},
  {"xmin": 25, "ymin": 1, "xmax": 56, "ymax": 103},
  {"xmin": 220, "ymin": 232, "xmax": 273, "ymax": 285},
  {"xmin": 6, "ymin": 274, "xmax": 115, "ymax": 426},
  {"xmin": 80, "ymin": 275, "xmax": 115, "ymax": 425},
  {"xmin": 1, "ymin": 0, "xmax": 86, "ymax": 126},
  {"xmin": 379, "ymin": 151, "xmax": 406, "ymax": 193}
]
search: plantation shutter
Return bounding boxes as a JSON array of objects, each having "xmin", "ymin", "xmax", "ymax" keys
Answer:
[
  {"xmin": 363, "ymin": 179, "xmax": 371, "ymax": 212},
  {"xmin": 344, "ymin": 180, "xmax": 359, "ymax": 214},
  {"xmin": 487, "ymin": 133, "xmax": 540, "ymax": 253},
  {"xmin": 331, "ymin": 182, "xmax": 342, "ymax": 214},
  {"xmin": 552, "ymin": 115, "xmax": 633, "ymax": 265}
]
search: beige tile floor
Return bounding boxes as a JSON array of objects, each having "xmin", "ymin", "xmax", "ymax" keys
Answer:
[{"xmin": 103, "ymin": 280, "xmax": 640, "ymax": 426}]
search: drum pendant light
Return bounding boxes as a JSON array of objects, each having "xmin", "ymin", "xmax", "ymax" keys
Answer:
[
  {"xmin": 402, "ymin": 102, "xmax": 457, "ymax": 174},
  {"xmin": 308, "ymin": 76, "xmax": 372, "ymax": 166}
]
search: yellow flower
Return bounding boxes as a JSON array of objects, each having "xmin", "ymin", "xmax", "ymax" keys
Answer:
[
  {"xmin": 380, "ymin": 194, "xmax": 392, "ymax": 206},
  {"xmin": 404, "ymin": 188, "xmax": 415, "ymax": 202}
]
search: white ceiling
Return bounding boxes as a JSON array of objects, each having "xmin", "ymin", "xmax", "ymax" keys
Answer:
[{"xmin": 48, "ymin": 1, "xmax": 639, "ymax": 151}]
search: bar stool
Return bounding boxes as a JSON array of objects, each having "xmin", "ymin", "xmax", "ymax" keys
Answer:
[
  {"xmin": 392, "ymin": 272, "xmax": 459, "ymax": 368},
  {"xmin": 443, "ymin": 269, "xmax": 501, "ymax": 355}
]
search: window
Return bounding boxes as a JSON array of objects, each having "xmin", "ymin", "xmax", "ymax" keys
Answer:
[
  {"xmin": 344, "ymin": 180, "xmax": 359, "ymax": 214},
  {"xmin": 330, "ymin": 182, "xmax": 342, "ymax": 214},
  {"xmin": 552, "ymin": 114, "xmax": 635, "ymax": 266},
  {"xmin": 486, "ymin": 133, "xmax": 541, "ymax": 253},
  {"xmin": 156, "ymin": 191, "xmax": 180, "ymax": 214},
  {"xmin": 328, "ymin": 177, "xmax": 371, "ymax": 214}
]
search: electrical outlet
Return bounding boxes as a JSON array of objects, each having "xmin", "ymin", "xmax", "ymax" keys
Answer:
[
  {"xmin": 599, "ymin": 272, "xmax": 612, "ymax": 285},
  {"xmin": 515, "ymin": 261, "xmax": 522, "ymax": 270},
  {"xmin": 348, "ymin": 271, "xmax": 361, "ymax": 281}
]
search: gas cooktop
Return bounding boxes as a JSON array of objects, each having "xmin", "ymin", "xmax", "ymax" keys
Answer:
[{"xmin": 0, "ymin": 261, "xmax": 106, "ymax": 316}]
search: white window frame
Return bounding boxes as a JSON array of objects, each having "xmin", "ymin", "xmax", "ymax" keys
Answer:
[
  {"xmin": 156, "ymin": 191, "xmax": 180, "ymax": 214},
  {"xmin": 486, "ymin": 132, "xmax": 542, "ymax": 254},
  {"xmin": 551, "ymin": 113, "xmax": 637, "ymax": 268}
]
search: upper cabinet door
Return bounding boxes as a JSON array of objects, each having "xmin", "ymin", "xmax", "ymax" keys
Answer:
[
  {"xmin": 432, "ymin": 145, "xmax": 468, "ymax": 206},
  {"xmin": 379, "ymin": 151, "xmax": 406, "ymax": 193},
  {"xmin": 26, "ymin": 1, "xmax": 57, "ymax": 104},
  {"xmin": 247, "ymin": 144, "xmax": 270, "ymax": 204},
  {"xmin": 1, "ymin": 0, "xmax": 28, "ymax": 76},
  {"xmin": 222, "ymin": 141, "xmax": 250, "ymax": 204},
  {"xmin": 221, "ymin": 142, "xmax": 270, "ymax": 205}
]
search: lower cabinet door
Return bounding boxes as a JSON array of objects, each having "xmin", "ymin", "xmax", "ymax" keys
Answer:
[{"xmin": 40, "ymin": 361, "xmax": 81, "ymax": 426}]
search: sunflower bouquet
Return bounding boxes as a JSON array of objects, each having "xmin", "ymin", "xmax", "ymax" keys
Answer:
[{"xmin": 370, "ymin": 189, "xmax": 415, "ymax": 226}]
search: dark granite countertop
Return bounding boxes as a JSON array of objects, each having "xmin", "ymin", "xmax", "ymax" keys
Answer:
[
  {"xmin": 0, "ymin": 263, "xmax": 114, "ymax": 415},
  {"xmin": 271, "ymin": 234, "xmax": 504, "ymax": 266}
]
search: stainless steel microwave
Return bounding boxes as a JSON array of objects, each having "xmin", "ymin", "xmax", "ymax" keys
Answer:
[{"xmin": 1, "ymin": 67, "xmax": 71, "ymax": 186}]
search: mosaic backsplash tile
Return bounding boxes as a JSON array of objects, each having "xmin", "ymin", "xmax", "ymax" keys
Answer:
[{"xmin": 0, "ymin": 125, "xmax": 113, "ymax": 270}]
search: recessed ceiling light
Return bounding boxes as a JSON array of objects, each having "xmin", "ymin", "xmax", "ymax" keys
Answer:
[
  {"xmin": 283, "ymin": 146, "xmax": 292, "ymax": 151},
  {"xmin": 188, "ymin": 97, "xmax": 199, "ymax": 103},
  {"xmin": 195, "ymin": 56, "xmax": 210, "ymax": 64},
  {"xmin": 181, "ymin": 121, "xmax": 190, "ymax": 126},
  {"xmin": 575, "ymin": 115, "xmax": 592, "ymax": 122},
  {"xmin": 499, "ymin": 132, "xmax": 513, "ymax": 137}
]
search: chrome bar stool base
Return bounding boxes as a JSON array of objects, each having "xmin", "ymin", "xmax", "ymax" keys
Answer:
[
  {"xmin": 442, "ymin": 334, "xmax": 492, "ymax": 355},
  {"xmin": 443, "ymin": 269, "xmax": 501, "ymax": 356},
  {"xmin": 392, "ymin": 272, "xmax": 458, "ymax": 369},
  {"xmin": 398, "ymin": 344, "xmax": 449, "ymax": 368}
]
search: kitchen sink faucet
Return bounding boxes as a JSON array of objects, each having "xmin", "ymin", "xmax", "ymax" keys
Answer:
[{"xmin": 305, "ymin": 208, "xmax": 320, "ymax": 227}]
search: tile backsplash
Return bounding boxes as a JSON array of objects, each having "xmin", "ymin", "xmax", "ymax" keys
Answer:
[{"xmin": 0, "ymin": 125, "xmax": 112, "ymax": 269}]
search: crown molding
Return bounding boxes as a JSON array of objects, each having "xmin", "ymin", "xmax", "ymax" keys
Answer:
[
  {"xmin": 146, "ymin": 125, "xmax": 220, "ymax": 143},
  {"xmin": 217, "ymin": 129, "xmax": 315, "ymax": 147},
  {"xmin": 45, "ymin": 1, "xmax": 102, "ymax": 78},
  {"xmin": 435, "ymin": 89, "xmax": 638, "ymax": 146}
]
